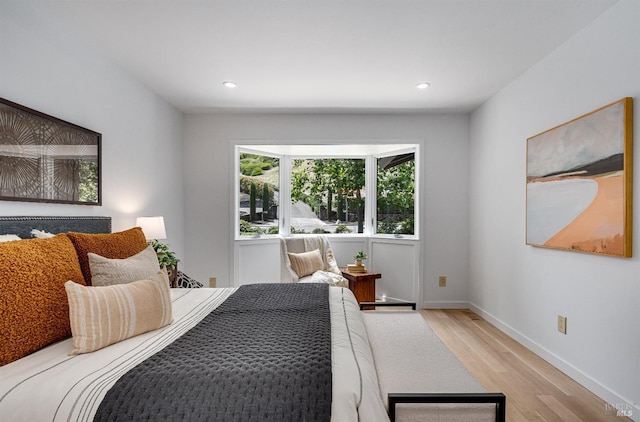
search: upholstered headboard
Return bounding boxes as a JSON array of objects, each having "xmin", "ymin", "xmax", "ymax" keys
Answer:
[{"xmin": 0, "ymin": 216, "xmax": 112, "ymax": 239}]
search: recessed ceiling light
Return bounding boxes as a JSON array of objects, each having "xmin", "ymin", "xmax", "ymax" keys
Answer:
[
  {"xmin": 416, "ymin": 82, "xmax": 430, "ymax": 90},
  {"xmin": 223, "ymin": 81, "xmax": 237, "ymax": 88}
]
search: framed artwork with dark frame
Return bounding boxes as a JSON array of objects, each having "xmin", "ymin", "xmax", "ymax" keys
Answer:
[
  {"xmin": 526, "ymin": 97, "xmax": 633, "ymax": 257},
  {"xmin": 0, "ymin": 98, "xmax": 101, "ymax": 205}
]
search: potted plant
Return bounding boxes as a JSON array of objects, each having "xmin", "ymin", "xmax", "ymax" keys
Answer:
[
  {"xmin": 353, "ymin": 251, "xmax": 368, "ymax": 266},
  {"xmin": 149, "ymin": 239, "xmax": 180, "ymax": 287}
]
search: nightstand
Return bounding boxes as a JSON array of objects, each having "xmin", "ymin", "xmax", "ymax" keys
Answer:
[{"xmin": 340, "ymin": 267, "xmax": 381, "ymax": 307}]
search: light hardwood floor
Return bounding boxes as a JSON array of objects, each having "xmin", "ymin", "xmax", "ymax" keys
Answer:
[{"xmin": 421, "ymin": 309, "xmax": 632, "ymax": 422}]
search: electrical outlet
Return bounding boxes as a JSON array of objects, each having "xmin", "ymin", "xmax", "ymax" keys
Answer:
[
  {"xmin": 438, "ymin": 276, "xmax": 447, "ymax": 287},
  {"xmin": 557, "ymin": 315, "xmax": 567, "ymax": 334},
  {"xmin": 209, "ymin": 277, "xmax": 217, "ymax": 288}
]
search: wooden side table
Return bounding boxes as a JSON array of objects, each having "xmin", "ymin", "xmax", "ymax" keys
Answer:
[{"xmin": 340, "ymin": 267, "xmax": 381, "ymax": 307}]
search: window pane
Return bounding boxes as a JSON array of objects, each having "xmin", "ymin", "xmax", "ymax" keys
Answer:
[
  {"xmin": 239, "ymin": 153, "xmax": 279, "ymax": 236},
  {"xmin": 377, "ymin": 153, "xmax": 415, "ymax": 235},
  {"xmin": 290, "ymin": 158, "xmax": 366, "ymax": 234}
]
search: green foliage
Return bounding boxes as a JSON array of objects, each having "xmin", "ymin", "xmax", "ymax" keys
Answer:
[
  {"xmin": 398, "ymin": 217, "xmax": 414, "ymax": 234},
  {"xmin": 239, "ymin": 175, "xmax": 276, "ymax": 198},
  {"xmin": 267, "ymin": 226, "xmax": 279, "ymax": 234},
  {"xmin": 262, "ymin": 183, "xmax": 270, "ymax": 219},
  {"xmin": 290, "ymin": 227, "xmax": 307, "ymax": 234},
  {"xmin": 377, "ymin": 159, "xmax": 415, "ymax": 235},
  {"xmin": 377, "ymin": 217, "xmax": 414, "ymax": 235},
  {"xmin": 291, "ymin": 158, "xmax": 366, "ymax": 231},
  {"xmin": 312, "ymin": 228, "xmax": 330, "ymax": 234},
  {"xmin": 78, "ymin": 160, "xmax": 98, "ymax": 203},
  {"xmin": 336, "ymin": 196, "xmax": 345, "ymax": 221},
  {"xmin": 239, "ymin": 219, "xmax": 265, "ymax": 235},
  {"xmin": 377, "ymin": 218, "xmax": 398, "ymax": 234},
  {"xmin": 239, "ymin": 154, "xmax": 276, "ymax": 176},
  {"xmin": 353, "ymin": 251, "xmax": 368, "ymax": 260},
  {"xmin": 149, "ymin": 239, "xmax": 179, "ymax": 268},
  {"xmin": 377, "ymin": 160, "xmax": 415, "ymax": 215},
  {"xmin": 335, "ymin": 224, "xmax": 352, "ymax": 234},
  {"xmin": 250, "ymin": 182, "xmax": 257, "ymax": 222}
]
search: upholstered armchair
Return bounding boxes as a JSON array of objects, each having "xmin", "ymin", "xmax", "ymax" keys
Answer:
[{"xmin": 280, "ymin": 236, "xmax": 348, "ymax": 287}]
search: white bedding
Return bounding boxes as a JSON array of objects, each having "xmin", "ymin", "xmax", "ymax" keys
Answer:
[{"xmin": 0, "ymin": 286, "xmax": 389, "ymax": 422}]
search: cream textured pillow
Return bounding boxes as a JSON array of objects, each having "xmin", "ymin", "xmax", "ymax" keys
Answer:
[
  {"xmin": 288, "ymin": 249, "xmax": 323, "ymax": 278},
  {"xmin": 65, "ymin": 271, "xmax": 173, "ymax": 355},
  {"xmin": 0, "ymin": 234, "xmax": 21, "ymax": 242},
  {"xmin": 88, "ymin": 245, "xmax": 160, "ymax": 286}
]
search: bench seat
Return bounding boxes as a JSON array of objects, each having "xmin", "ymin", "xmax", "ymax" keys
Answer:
[{"xmin": 362, "ymin": 310, "xmax": 505, "ymax": 422}]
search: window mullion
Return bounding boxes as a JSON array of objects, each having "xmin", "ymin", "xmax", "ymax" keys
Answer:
[
  {"xmin": 280, "ymin": 155, "xmax": 291, "ymax": 236},
  {"xmin": 365, "ymin": 155, "xmax": 376, "ymax": 236}
]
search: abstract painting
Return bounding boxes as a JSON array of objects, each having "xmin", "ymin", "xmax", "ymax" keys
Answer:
[
  {"xmin": 0, "ymin": 98, "xmax": 101, "ymax": 205},
  {"xmin": 526, "ymin": 98, "xmax": 633, "ymax": 257}
]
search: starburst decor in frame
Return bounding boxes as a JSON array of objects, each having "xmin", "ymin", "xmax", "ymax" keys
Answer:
[{"xmin": 0, "ymin": 98, "xmax": 101, "ymax": 205}]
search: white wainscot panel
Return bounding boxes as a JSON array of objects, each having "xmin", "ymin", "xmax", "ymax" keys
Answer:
[
  {"xmin": 234, "ymin": 239, "xmax": 281, "ymax": 286},
  {"xmin": 371, "ymin": 239, "xmax": 420, "ymax": 303},
  {"xmin": 329, "ymin": 238, "xmax": 367, "ymax": 268}
]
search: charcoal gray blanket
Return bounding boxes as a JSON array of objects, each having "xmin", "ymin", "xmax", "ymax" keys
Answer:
[{"xmin": 94, "ymin": 283, "xmax": 332, "ymax": 422}]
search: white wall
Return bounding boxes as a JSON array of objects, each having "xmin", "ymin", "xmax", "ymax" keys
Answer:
[
  {"xmin": 0, "ymin": 3, "xmax": 186, "ymax": 261},
  {"xmin": 469, "ymin": 0, "xmax": 639, "ymax": 415},
  {"xmin": 183, "ymin": 112, "xmax": 470, "ymax": 306}
]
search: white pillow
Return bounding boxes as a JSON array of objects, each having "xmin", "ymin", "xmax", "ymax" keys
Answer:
[
  {"xmin": 88, "ymin": 245, "xmax": 161, "ymax": 286},
  {"xmin": 31, "ymin": 229, "xmax": 55, "ymax": 238},
  {"xmin": 0, "ymin": 234, "xmax": 21, "ymax": 242},
  {"xmin": 65, "ymin": 271, "xmax": 173, "ymax": 354}
]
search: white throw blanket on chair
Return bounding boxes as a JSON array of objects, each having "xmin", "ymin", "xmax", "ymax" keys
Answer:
[
  {"xmin": 303, "ymin": 236, "xmax": 348, "ymax": 288},
  {"xmin": 280, "ymin": 236, "xmax": 348, "ymax": 287}
]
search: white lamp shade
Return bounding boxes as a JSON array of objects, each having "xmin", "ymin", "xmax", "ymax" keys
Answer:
[{"xmin": 136, "ymin": 216, "xmax": 167, "ymax": 240}]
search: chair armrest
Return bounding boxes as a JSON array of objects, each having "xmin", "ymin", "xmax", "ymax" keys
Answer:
[
  {"xmin": 359, "ymin": 301, "xmax": 416, "ymax": 310},
  {"xmin": 388, "ymin": 392, "xmax": 506, "ymax": 422}
]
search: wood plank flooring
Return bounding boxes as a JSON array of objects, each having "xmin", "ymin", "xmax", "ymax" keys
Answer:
[{"xmin": 420, "ymin": 309, "xmax": 632, "ymax": 422}]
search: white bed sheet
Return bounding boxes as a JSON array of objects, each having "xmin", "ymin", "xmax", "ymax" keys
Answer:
[{"xmin": 0, "ymin": 286, "xmax": 389, "ymax": 422}]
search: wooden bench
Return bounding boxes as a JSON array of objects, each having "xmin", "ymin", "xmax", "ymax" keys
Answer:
[{"xmin": 361, "ymin": 306, "xmax": 506, "ymax": 422}]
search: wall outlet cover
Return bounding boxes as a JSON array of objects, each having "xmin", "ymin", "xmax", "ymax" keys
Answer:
[{"xmin": 557, "ymin": 315, "xmax": 567, "ymax": 334}]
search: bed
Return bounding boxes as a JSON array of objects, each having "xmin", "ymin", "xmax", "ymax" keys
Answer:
[
  {"xmin": 0, "ymin": 216, "xmax": 504, "ymax": 422},
  {"xmin": 1, "ymin": 285, "xmax": 388, "ymax": 421},
  {"xmin": 0, "ymin": 216, "xmax": 388, "ymax": 421}
]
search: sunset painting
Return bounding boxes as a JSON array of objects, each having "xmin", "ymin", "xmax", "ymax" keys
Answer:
[{"xmin": 526, "ymin": 98, "xmax": 633, "ymax": 257}]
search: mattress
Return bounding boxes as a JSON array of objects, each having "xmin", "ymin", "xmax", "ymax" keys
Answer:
[{"xmin": 0, "ymin": 286, "xmax": 389, "ymax": 422}]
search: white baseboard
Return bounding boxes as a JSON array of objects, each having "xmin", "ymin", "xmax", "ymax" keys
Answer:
[
  {"xmin": 421, "ymin": 301, "xmax": 470, "ymax": 309},
  {"xmin": 468, "ymin": 302, "xmax": 638, "ymax": 421}
]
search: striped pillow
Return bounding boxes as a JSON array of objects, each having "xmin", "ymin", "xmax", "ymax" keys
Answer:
[
  {"xmin": 65, "ymin": 271, "xmax": 173, "ymax": 355},
  {"xmin": 288, "ymin": 249, "xmax": 323, "ymax": 278}
]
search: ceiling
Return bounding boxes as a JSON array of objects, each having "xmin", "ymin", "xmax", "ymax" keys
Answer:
[{"xmin": 16, "ymin": 0, "xmax": 618, "ymax": 113}]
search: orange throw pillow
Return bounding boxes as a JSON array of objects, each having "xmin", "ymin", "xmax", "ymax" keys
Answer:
[
  {"xmin": 0, "ymin": 234, "xmax": 85, "ymax": 366},
  {"xmin": 67, "ymin": 227, "xmax": 148, "ymax": 286}
]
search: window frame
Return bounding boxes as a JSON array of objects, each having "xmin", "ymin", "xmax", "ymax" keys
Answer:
[
  {"xmin": 235, "ymin": 144, "xmax": 419, "ymax": 240},
  {"xmin": 373, "ymin": 146, "xmax": 419, "ymax": 237},
  {"xmin": 236, "ymin": 147, "xmax": 283, "ymax": 238}
]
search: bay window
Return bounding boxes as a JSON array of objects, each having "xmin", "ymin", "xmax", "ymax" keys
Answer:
[{"xmin": 236, "ymin": 144, "xmax": 418, "ymax": 238}]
